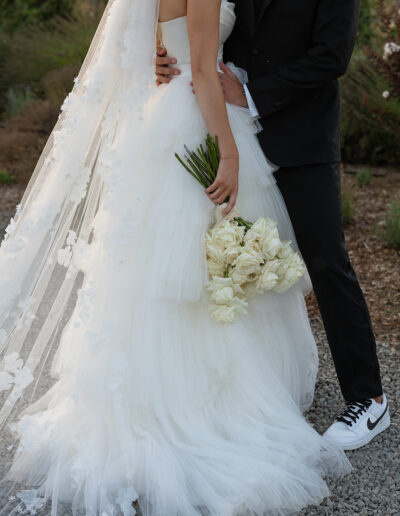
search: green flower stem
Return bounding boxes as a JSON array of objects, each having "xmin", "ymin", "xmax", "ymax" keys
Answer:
[
  {"xmin": 234, "ymin": 217, "xmax": 253, "ymax": 230},
  {"xmin": 176, "ymin": 134, "xmax": 220, "ymax": 189}
]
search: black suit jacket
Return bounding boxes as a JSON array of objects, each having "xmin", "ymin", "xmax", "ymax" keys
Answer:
[{"xmin": 223, "ymin": 0, "xmax": 360, "ymax": 167}]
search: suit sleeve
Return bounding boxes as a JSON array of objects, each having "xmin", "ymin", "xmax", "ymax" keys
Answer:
[{"xmin": 246, "ymin": 0, "xmax": 360, "ymax": 118}]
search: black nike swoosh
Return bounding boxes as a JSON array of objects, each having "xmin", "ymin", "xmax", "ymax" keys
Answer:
[{"xmin": 367, "ymin": 404, "xmax": 388, "ymax": 431}]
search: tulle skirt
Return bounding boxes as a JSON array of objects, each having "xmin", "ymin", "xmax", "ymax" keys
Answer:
[{"xmin": 2, "ymin": 74, "xmax": 351, "ymax": 515}]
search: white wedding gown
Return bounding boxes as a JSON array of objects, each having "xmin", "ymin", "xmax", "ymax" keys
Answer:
[{"xmin": 0, "ymin": 2, "xmax": 351, "ymax": 515}]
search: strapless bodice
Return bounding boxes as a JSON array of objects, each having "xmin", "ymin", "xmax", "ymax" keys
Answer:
[{"xmin": 159, "ymin": 0, "xmax": 236, "ymax": 66}]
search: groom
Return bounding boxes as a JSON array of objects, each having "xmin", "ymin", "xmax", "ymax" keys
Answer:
[{"xmin": 156, "ymin": 0, "xmax": 390, "ymax": 450}]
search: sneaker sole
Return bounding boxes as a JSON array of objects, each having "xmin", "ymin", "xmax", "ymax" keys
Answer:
[{"xmin": 341, "ymin": 411, "xmax": 391, "ymax": 451}]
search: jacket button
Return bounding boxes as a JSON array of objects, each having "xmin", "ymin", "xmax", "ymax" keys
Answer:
[
  {"xmin": 252, "ymin": 48, "xmax": 260, "ymax": 56},
  {"xmin": 273, "ymin": 99, "xmax": 286, "ymax": 109}
]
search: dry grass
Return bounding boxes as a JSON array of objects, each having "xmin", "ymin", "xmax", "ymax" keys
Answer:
[
  {"xmin": 0, "ymin": 99, "xmax": 59, "ymax": 184},
  {"xmin": 41, "ymin": 62, "xmax": 81, "ymax": 105}
]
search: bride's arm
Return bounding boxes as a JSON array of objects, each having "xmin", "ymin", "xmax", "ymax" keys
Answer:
[{"xmin": 187, "ymin": 0, "xmax": 238, "ymax": 216}]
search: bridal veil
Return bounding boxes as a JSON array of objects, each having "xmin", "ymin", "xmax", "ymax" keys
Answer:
[{"xmin": 0, "ymin": 0, "xmax": 159, "ymax": 488}]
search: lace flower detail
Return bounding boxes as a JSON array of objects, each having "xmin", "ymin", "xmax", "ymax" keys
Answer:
[
  {"xmin": 0, "ymin": 353, "xmax": 34, "ymax": 394},
  {"xmin": 15, "ymin": 490, "xmax": 47, "ymax": 515}
]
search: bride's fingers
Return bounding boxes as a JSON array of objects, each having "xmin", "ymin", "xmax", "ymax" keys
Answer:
[
  {"xmin": 208, "ymin": 188, "xmax": 226, "ymax": 201},
  {"xmin": 209, "ymin": 189, "xmax": 229, "ymax": 204},
  {"xmin": 222, "ymin": 190, "xmax": 238, "ymax": 216},
  {"xmin": 212, "ymin": 195, "xmax": 228, "ymax": 206},
  {"xmin": 205, "ymin": 181, "xmax": 220, "ymax": 194}
]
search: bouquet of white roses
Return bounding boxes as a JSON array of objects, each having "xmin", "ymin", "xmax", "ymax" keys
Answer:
[{"xmin": 176, "ymin": 135, "xmax": 306, "ymax": 323}]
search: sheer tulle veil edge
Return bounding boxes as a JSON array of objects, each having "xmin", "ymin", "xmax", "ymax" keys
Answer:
[{"xmin": 0, "ymin": 0, "xmax": 159, "ymax": 488}]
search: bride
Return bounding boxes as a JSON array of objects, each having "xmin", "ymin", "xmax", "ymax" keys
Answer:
[{"xmin": 0, "ymin": 0, "xmax": 351, "ymax": 514}]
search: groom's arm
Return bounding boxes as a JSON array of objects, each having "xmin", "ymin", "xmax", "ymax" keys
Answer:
[{"xmin": 246, "ymin": 0, "xmax": 360, "ymax": 118}]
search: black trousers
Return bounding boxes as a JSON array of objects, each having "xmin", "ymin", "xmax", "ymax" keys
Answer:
[{"xmin": 274, "ymin": 163, "xmax": 383, "ymax": 403}]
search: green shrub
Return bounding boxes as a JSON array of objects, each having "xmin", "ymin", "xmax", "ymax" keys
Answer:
[
  {"xmin": 357, "ymin": 0, "xmax": 380, "ymax": 47},
  {"xmin": 379, "ymin": 197, "xmax": 400, "ymax": 249},
  {"xmin": 342, "ymin": 190, "xmax": 355, "ymax": 225},
  {"xmin": 340, "ymin": 58, "xmax": 400, "ymax": 165},
  {"xmin": 0, "ymin": 170, "xmax": 17, "ymax": 185},
  {"xmin": 0, "ymin": 15, "xmax": 96, "ymax": 104},
  {"xmin": 341, "ymin": 1, "xmax": 400, "ymax": 166},
  {"xmin": 5, "ymin": 85, "xmax": 32, "ymax": 114},
  {"xmin": 356, "ymin": 168, "xmax": 373, "ymax": 187},
  {"xmin": 0, "ymin": 0, "xmax": 75, "ymax": 33}
]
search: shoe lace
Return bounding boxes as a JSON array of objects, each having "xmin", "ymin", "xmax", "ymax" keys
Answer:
[{"xmin": 336, "ymin": 399, "xmax": 372, "ymax": 426}]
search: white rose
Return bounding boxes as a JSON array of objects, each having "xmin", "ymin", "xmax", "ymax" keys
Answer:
[
  {"xmin": 207, "ymin": 276, "xmax": 233, "ymax": 294},
  {"xmin": 277, "ymin": 241, "xmax": 294, "ymax": 259},
  {"xmin": 214, "ymin": 203, "xmax": 241, "ymax": 224},
  {"xmin": 211, "ymin": 220, "xmax": 245, "ymax": 249},
  {"xmin": 243, "ymin": 223, "xmax": 264, "ymax": 253},
  {"xmin": 230, "ymin": 269, "xmax": 250, "ymax": 286},
  {"xmin": 206, "ymin": 237, "xmax": 225, "ymax": 261},
  {"xmin": 248, "ymin": 218, "xmax": 283, "ymax": 259},
  {"xmin": 207, "ymin": 260, "xmax": 226, "ymax": 278},
  {"xmin": 207, "ymin": 276, "xmax": 245, "ymax": 297},
  {"xmin": 261, "ymin": 234, "xmax": 282, "ymax": 259},
  {"xmin": 256, "ymin": 260, "xmax": 280, "ymax": 291},
  {"xmin": 209, "ymin": 295, "xmax": 248, "ymax": 323},
  {"xmin": 223, "ymin": 244, "xmax": 243, "ymax": 264},
  {"xmin": 207, "ymin": 277, "xmax": 248, "ymax": 323},
  {"xmin": 233, "ymin": 246, "xmax": 264, "ymax": 276},
  {"xmin": 247, "ymin": 217, "xmax": 276, "ymax": 239},
  {"xmin": 209, "ymin": 304, "xmax": 237, "ymax": 323},
  {"xmin": 206, "ymin": 234, "xmax": 227, "ymax": 277},
  {"xmin": 210, "ymin": 285, "xmax": 235, "ymax": 305},
  {"xmin": 274, "ymin": 253, "xmax": 306, "ymax": 293},
  {"xmin": 244, "ymin": 236, "xmax": 262, "ymax": 253}
]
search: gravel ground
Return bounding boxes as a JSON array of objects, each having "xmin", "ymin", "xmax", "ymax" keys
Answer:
[
  {"xmin": 301, "ymin": 325, "xmax": 399, "ymax": 516},
  {"xmin": 0, "ymin": 186, "xmax": 399, "ymax": 515}
]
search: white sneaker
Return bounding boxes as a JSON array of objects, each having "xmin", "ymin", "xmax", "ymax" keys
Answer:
[{"xmin": 323, "ymin": 394, "xmax": 390, "ymax": 451}]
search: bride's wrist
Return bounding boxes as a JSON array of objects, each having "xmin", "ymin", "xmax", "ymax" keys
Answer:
[
  {"xmin": 219, "ymin": 144, "xmax": 238, "ymax": 161},
  {"xmin": 220, "ymin": 153, "xmax": 239, "ymax": 160}
]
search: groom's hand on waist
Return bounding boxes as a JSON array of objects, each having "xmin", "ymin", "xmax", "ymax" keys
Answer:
[
  {"xmin": 156, "ymin": 47, "xmax": 180, "ymax": 86},
  {"xmin": 218, "ymin": 63, "xmax": 248, "ymax": 108}
]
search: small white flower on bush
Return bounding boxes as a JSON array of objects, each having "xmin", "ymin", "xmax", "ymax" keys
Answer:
[
  {"xmin": 383, "ymin": 41, "xmax": 400, "ymax": 60},
  {"xmin": 382, "ymin": 90, "xmax": 390, "ymax": 99}
]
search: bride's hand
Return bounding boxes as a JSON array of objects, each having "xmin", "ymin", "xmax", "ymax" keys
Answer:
[{"xmin": 205, "ymin": 156, "xmax": 239, "ymax": 216}]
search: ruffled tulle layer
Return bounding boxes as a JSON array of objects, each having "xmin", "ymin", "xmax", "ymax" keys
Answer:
[{"xmin": 1, "ymin": 76, "xmax": 351, "ymax": 515}]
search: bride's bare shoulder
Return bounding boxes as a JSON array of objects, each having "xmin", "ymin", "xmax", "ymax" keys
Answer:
[{"xmin": 158, "ymin": 0, "xmax": 187, "ymax": 23}]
